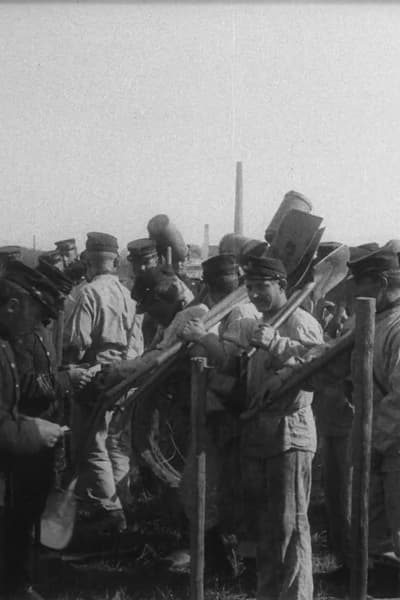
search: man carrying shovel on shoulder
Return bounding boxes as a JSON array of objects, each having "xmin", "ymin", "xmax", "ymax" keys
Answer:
[{"xmin": 182, "ymin": 255, "xmax": 323, "ymax": 600}]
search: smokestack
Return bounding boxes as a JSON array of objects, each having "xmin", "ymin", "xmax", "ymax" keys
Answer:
[
  {"xmin": 202, "ymin": 224, "xmax": 210, "ymax": 260},
  {"xmin": 234, "ymin": 161, "xmax": 243, "ymax": 235}
]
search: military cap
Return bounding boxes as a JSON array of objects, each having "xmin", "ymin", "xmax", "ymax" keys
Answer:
[
  {"xmin": 36, "ymin": 261, "xmax": 74, "ymax": 296},
  {"xmin": 54, "ymin": 238, "xmax": 77, "ymax": 252},
  {"xmin": 202, "ymin": 254, "xmax": 238, "ymax": 282},
  {"xmin": 241, "ymin": 242, "xmax": 269, "ymax": 262},
  {"xmin": 0, "ymin": 245, "xmax": 22, "ymax": 261},
  {"xmin": 4, "ymin": 261, "xmax": 62, "ymax": 318},
  {"xmin": 131, "ymin": 265, "xmax": 176, "ymax": 309},
  {"xmin": 86, "ymin": 232, "xmax": 119, "ymax": 254},
  {"xmin": 348, "ymin": 248, "xmax": 400, "ymax": 280},
  {"xmin": 127, "ymin": 238, "xmax": 158, "ymax": 261},
  {"xmin": 39, "ymin": 250, "xmax": 64, "ymax": 269},
  {"xmin": 243, "ymin": 255, "xmax": 287, "ymax": 281}
]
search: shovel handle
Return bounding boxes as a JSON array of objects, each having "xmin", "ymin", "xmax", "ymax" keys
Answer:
[{"xmin": 247, "ymin": 282, "xmax": 316, "ymax": 358}]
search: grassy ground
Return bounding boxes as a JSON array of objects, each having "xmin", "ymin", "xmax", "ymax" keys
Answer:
[{"xmin": 34, "ymin": 460, "xmax": 400, "ymax": 600}]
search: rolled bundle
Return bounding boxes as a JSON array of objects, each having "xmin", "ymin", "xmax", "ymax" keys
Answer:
[
  {"xmin": 147, "ymin": 214, "xmax": 188, "ymax": 264},
  {"xmin": 219, "ymin": 233, "xmax": 267, "ymax": 265}
]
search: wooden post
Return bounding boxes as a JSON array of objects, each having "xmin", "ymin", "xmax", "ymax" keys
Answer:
[
  {"xmin": 190, "ymin": 357, "xmax": 208, "ymax": 600},
  {"xmin": 350, "ymin": 297, "xmax": 375, "ymax": 600},
  {"xmin": 234, "ymin": 161, "xmax": 243, "ymax": 235}
]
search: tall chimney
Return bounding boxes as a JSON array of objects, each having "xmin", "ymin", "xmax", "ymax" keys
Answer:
[
  {"xmin": 202, "ymin": 224, "xmax": 210, "ymax": 260},
  {"xmin": 234, "ymin": 161, "xmax": 243, "ymax": 235}
]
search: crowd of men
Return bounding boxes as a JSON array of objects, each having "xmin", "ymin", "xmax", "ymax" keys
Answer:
[{"xmin": 1, "ymin": 205, "xmax": 400, "ymax": 600}]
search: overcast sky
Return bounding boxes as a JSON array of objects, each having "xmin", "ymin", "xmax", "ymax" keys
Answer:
[{"xmin": 1, "ymin": 2, "xmax": 400, "ymax": 252}]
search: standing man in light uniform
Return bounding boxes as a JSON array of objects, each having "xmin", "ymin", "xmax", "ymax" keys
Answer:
[
  {"xmin": 238, "ymin": 256, "xmax": 323, "ymax": 600},
  {"xmin": 181, "ymin": 254, "xmax": 323, "ymax": 598},
  {"xmin": 63, "ymin": 232, "xmax": 143, "ymax": 531}
]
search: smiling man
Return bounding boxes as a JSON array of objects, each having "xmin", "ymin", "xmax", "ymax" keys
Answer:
[
  {"xmin": 237, "ymin": 255, "xmax": 323, "ymax": 600},
  {"xmin": 181, "ymin": 254, "xmax": 323, "ymax": 599}
]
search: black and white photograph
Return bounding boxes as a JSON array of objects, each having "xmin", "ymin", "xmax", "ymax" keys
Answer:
[{"xmin": 0, "ymin": 2, "xmax": 399, "ymax": 599}]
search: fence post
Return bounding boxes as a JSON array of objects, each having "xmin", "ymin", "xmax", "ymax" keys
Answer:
[
  {"xmin": 190, "ymin": 357, "xmax": 208, "ymax": 600},
  {"xmin": 350, "ymin": 297, "xmax": 375, "ymax": 600}
]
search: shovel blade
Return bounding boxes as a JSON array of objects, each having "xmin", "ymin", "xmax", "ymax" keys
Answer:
[
  {"xmin": 287, "ymin": 227, "xmax": 325, "ymax": 291},
  {"xmin": 313, "ymin": 244, "xmax": 350, "ymax": 301},
  {"xmin": 268, "ymin": 210, "xmax": 323, "ymax": 275},
  {"xmin": 40, "ymin": 485, "xmax": 77, "ymax": 550}
]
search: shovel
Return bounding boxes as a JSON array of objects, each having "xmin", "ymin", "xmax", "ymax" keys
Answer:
[
  {"xmin": 267, "ymin": 209, "xmax": 323, "ymax": 276},
  {"xmin": 241, "ymin": 245, "xmax": 350, "ymax": 419}
]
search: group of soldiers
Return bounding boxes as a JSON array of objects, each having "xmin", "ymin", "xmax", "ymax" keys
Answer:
[{"xmin": 1, "ymin": 203, "xmax": 400, "ymax": 600}]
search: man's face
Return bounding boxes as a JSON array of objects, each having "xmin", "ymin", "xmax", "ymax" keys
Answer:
[
  {"xmin": 131, "ymin": 256, "xmax": 159, "ymax": 277},
  {"xmin": 63, "ymin": 248, "xmax": 78, "ymax": 266},
  {"xmin": 208, "ymin": 278, "xmax": 239, "ymax": 305},
  {"xmin": 246, "ymin": 278, "xmax": 284, "ymax": 314},
  {"xmin": 0, "ymin": 294, "xmax": 45, "ymax": 335}
]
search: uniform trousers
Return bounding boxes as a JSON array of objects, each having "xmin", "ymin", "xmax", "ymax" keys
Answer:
[
  {"xmin": 73, "ymin": 396, "xmax": 133, "ymax": 512},
  {"xmin": 241, "ymin": 449, "xmax": 314, "ymax": 600},
  {"xmin": 369, "ymin": 450, "xmax": 400, "ymax": 557},
  {"xmin": 1, "ymin": 451, "xmax": 53, "ymax": 592},
  {"xmin": 320, "ymin": 434, "xmax": 352, "ymax": 566}
]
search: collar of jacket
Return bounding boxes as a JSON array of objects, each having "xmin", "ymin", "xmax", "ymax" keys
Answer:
[{"xmin": 376, "ymin": 296, "xmax": 400, "ymax": 315}]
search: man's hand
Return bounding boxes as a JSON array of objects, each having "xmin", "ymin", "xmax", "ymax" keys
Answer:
[
  {"xmin": 180, "ymin": 318, "xmax": 207, "ymax": 343},
  {"xmin": 33, "ymin": 418, "xmax": 64, "ymax": 448},
  {"xmin": 251, "ymin": 324, "xmax": 276, "ymax": 350},
  {"xmin": 68, "ymin": 367, "xmax": 95, "ymax": 390}
]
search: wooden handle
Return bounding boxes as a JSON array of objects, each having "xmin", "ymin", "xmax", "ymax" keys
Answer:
[
  {"xmin": 270, "ymin": 330, "xmax": 354, "ymax": 401},
  {"xmin": 103, "ymin": 285, "xmax": 248, "ymax": 401},
  {"xmin": 247, "ymin": 282, "xmax": 316, "ymax": 358}
]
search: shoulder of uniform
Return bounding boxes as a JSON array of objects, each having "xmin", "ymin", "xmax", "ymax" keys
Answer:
[
  {"xmin": 289, "ymin": 307, "xmax": 323, "ymax": 333},
  {"xmin": 230, "ymin": 302, "xmax": 259, "ymax": 320}
]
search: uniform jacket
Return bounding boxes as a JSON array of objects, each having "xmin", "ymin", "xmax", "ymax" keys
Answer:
[
  {"xmin": 63, "ymin": 273, "xmax": 143, "ymax": 365},
  {"xmin": 372, "ymin": 301, "xmax": 400, "ymax": 456},
  {"xmin": 11, "ymin": 325, "xmax": 72, "ymax": 421},
  {"xmin": 0, "ymin": 338, "xmax": 44, "ymax": 463},
  {"xmin": 234, "ymin": 307, "xmax": 323, "ymax": 458}
]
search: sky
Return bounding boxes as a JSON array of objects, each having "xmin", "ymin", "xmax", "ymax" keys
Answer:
[{"xmin": 1, "ymin": 2, "xmax": 400, "ymax": 253}]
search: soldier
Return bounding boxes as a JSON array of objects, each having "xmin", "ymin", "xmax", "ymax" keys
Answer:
[
  {"xmin": 0, "ymin": 262, "xmax": 68, "ymax": 600},
  {"xmin": 127, "ymin": 238, "xmax": 159, "ymax": 279},
  {"xmin": 127, "ymin": 238, "xmax": 193, "ymax": 310},
  {"xmin": 63, "ymin": 232, "xmax": 143, "ymax": 532},
  {"xmin": 0, "ymin": 245, "xmax": 23, "ymax": 269},
  {"xmin": 180, "ymin": 254, "xmax": 260, "ymax": 567},
  {"xmin": 184, "ymin": 255, "xmax": 322, "ymax": 599},
  {"xmin": 54, "ymin": 239, "xmax": 88, "ymax": 286},
  {"xmin": 54, "ymin": 238, "xmax": 78, "ymax": 269},
  {"xmin": 312, "ymin": 315, "xmax": 354, "ymax": 578},
  {"xmin": 38, "ymin": 250, "xmax": 65, "ymax": 272},
  {"xmin": 347, "ymin": 247, "xmax": 400, "ymax": 561},
  {"xmin": 238, "ymin": 256, "xmax": 323, "ymax": 600}
]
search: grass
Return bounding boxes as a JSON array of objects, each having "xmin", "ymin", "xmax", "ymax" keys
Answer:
[{"xmin": 33, "ymin": 455, "xmax": 400, "ymax": 599}]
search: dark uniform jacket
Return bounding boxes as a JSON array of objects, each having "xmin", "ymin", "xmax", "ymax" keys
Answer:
[
  {"xmin": 11, "ymin": 325, "xmax": 72, "ymax": 422},
  {"xmin": 0, "ymin": 337, "xmax": 45, "ymax": 467}
]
